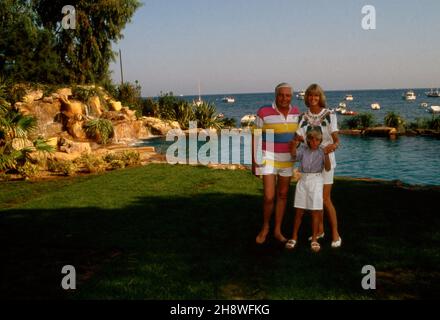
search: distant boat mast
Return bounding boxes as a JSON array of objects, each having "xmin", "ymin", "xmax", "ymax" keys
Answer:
[{"xmin": 119, "ymin": 49, "xmax": 124, "ymax": 85}]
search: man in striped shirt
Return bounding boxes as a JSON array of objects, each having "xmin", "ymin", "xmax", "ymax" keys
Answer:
[{"xmin": 253, "ymin": 83, "xmax": 300, "ymax": 244}]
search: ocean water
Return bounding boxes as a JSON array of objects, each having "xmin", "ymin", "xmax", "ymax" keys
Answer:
[
  {"xmin": 182, "ymin": 88, "xmax": 439, "ymax": 126},
  {"xmin": 138, "ymin": 89, "xmax": 440, "ymax": 185}
]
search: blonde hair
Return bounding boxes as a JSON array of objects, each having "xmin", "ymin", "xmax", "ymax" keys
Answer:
[
  {"xmin": 306, "ymin": 127, "xmax": 323, "ymax": 147},
  {"xmin": 304, "ymin": 83, "xmax": 326, "ymax": 108}
]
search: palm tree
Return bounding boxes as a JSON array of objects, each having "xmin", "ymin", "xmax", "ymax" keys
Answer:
[
  {"xmin": 193, "ymin": 102, "xmax": 224, "ymax": 130},
  {"xmin": 0, "ymin": 100, "xmax": 54, "ymax": 172}
]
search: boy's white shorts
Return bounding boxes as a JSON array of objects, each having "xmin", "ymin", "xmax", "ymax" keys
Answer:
[{"xmin": 294, "ymin": 173, "xmax": 324, "ymax": 210}]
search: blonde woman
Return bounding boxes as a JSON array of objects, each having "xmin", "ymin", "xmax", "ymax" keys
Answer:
[{"xmin": 295, "ymin": 84, "xmax": 342, "ymax": 248}]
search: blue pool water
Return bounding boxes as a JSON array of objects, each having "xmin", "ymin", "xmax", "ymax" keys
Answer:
[
  {"xmin": 138, "ymin": 89, "xmax": 439, "ymax": 185},
  {"xmin": 134, "ymin": 134, "xmax": 440, "ymax": 186}
]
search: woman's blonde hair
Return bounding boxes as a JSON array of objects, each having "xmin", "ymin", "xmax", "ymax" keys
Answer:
[{"xmin": 304, "ymin": 83, "xmax": 326, "ymax": 108}]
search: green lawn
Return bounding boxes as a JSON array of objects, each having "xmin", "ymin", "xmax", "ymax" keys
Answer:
[{"xmin": 1, "ymin": 164, "xmax": 439, "ymax": 299}]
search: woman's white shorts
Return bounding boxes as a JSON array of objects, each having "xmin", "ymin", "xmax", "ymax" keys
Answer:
[{"xmin": 294, "ymin": 173, "xmax": 324, "ymax": 210}]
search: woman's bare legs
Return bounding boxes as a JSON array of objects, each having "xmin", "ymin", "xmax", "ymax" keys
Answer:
[{"xmin": 323, "ymin": 183, "xmax": 340, "ymax": 242}]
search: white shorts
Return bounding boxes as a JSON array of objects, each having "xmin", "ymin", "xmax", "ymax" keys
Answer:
[
  {"xmin": 256, "ymin": 166, "xmax": 293, "ymax": 177},
  {"xmin": 323, "ymin": 168, "xmax": 334, "ymax": 185},
  {"xmin": 294, "ymin": 173, "xmax": 324, "ymax": 210}
]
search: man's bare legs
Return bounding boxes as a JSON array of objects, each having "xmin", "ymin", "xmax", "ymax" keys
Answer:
[
  {"xmin": 256, "ymin": 175, "xmax": 275, "ymax": 244},
  {"xmin": 256, "ymin": 175, "xmax": 291, "ymax": 244},
  {"xmin": 273, "ymin": 175, "xmax": 291, "ymax": 242}
]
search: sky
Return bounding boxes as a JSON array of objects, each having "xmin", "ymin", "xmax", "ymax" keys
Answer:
[{"xmin": 109, "ymin": 0, "xmax": 440, "ymax": 97}]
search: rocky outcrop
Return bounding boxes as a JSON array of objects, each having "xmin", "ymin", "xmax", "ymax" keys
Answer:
[
  {"xmin": 87, "ymin": 96, "xmax": 103, "ymax": 117},
  {"xmin": 141, "ymin": 117, "xmax": 180, "ymax": 135},
  {"xmin": 59, "ymin": 138, "xmax": 91, "ymax": 154},
  {"xmin": 113, "ymin": 120, "xmax": 151, "ymax": 143},
  {"xmin": 66, "ymin": 115, "xmax": 87, "ymax": 140},
  {"xmin": 22, "ymin": 89, "xmax": 44, "ymax": 104},
  {"xmin": 109, "ymin": 100, "xmax": 122, "ymax": 111},
  {"xmin": 10, "ymin": 86, "xmax": 183, "ymax": 164},
  {"xmin": 59, "ymin": 95, "xmax": 85, "ymax": 117}
]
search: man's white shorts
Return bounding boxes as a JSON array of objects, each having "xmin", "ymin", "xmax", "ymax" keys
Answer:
[
  {"xmin": 255, "ymin": 165, "xmax": 293, "ymax": 177},
  {"xmin": 294, "ymin": 173, "xmax": 324, "ymax": 210}
]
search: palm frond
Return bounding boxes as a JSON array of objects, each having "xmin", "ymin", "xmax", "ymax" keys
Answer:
[{"xmin": 33, "ymin": 137, "xmax": 56, "ymax": 153}]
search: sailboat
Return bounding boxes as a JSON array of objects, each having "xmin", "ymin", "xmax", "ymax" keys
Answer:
[{"xmin": 193, "ymin": 81, "xmax": 203, "ymax": 106}]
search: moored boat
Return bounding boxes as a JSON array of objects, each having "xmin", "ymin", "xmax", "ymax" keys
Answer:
[
  {"xmin": 403, "ymin": 90, "xmax": 416, "ymax": 101},
  {"xmin": 428, "ymin": 105, "xmax": 440, "ymax": 113},
  {"xmin": 426, "ymin": 89, "xmax": 440, "ymax": 98},
  {"xmin": 221, "ymin": 96, "xmax": 235, "ymax": 103},
  {"xmin": 240, "ymin": 114, "xmax": 256, "ymax": 126},
  {"xmin": 371, "ymin": 103, "xmax": 381, "ymax": 110}
]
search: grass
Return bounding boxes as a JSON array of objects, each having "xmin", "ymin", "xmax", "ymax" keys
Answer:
[{"xmin": 1, "ymin": 164, "xmax": 439, "ymax": 300}]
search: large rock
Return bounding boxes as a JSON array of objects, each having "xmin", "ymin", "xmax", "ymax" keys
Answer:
[
  {"xmin": 142, "ymin": 117, "xmax": 180, "ymax": 135},
  {"xmin": 113, "ymin": 120, "xmax": 151, "ymax": 143},
  {"xmin": 88, "ymin": 96, "xmax": 103, "ymax": 117},
  {"xmin": 121, "ymin": 107, "xmax": 137, "ymax": 121},
  {"xmin": 60, "ymin": 95, "xmax": 84, "ymax": 117},
  {"xmin": 22, "ymin": 89, "xmax": 44, "ymax": 104},
  {"xmin": 109, "ymin": 100, "xmax": 122, "ymax": 112},
  {"xmin": 56, "ymin": 88, "xmax": 72, "ymax": 97},
  {"xmin": 15, "ymin": 100, "xmax": 63, "ymax": 138},
  {"xmin": 48, "ymin": 152, "xmax": 81, "ymax": 162},
  {"xmin": 44, "ymin": 123, "xmax": 64, "ymax": 138},
  {"xmin": 100, "ymin": 111, "xmax": 126, "ymax": 121},
  {"xmin": 59, "ymin": 138, "xmax": 91, "ymax": 154},
  {"xmin": 66, "ymin": 117, "xmax": 87, "ymax": 140},
  {"xmin": 11, "ymin": 138, "xmax": 34, "ymax": 151}
]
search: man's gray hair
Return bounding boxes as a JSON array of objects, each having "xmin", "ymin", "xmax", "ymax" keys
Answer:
[{"xmin": 275, "ymin": 82, "xmax": 293, "ymax": 95}]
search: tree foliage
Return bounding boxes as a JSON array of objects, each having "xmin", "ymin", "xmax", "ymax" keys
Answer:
[{"xmin": 0, "ymin": 0, "xmax": 142, "ymax": 84}]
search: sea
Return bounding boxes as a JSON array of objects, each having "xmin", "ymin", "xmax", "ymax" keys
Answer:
[{"xmin": 137, "ymin": 89, "xmax": 440, "ymax": 186}]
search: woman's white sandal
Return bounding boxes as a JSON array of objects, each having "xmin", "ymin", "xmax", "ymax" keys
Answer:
[
  {"xmin": 308, "ymin": 232, "xmax": 325, "ymax": 241},
  {"xmin": 331, "ymin": 237, "xmax": 342, "ymax": 248}
]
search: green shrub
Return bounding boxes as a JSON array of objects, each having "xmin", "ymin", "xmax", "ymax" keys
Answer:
[
  {"xmin": 157, "ymin": 92, "xmax": 180, "ymax": 120},
  {"xmin": 384, "ymin": 112, "xmax": 405, "ymax": 128},
  {"xmin": 76, "ymin": 154, "xmax": 107, "ymax": 173},
  {"xmin": 174, "ymin": 101, "xmax": 195, "ymax": 130},
  {"xmin": 194, "ymin": 102, "xmax": 224, "ymax": 130},
  {"xmin": 0, "ymin": 172, "xmax": 11, "ymax": 181},
  {"xmin": 5, "ymin": 84, "xmax": 27, "ymax": 104},
  {"xmin": 72, "ymin": 86, "xmax": 99, "ymax": 103},
  {"xmin": 117, "ymin": 81, "xmax": 142, "ymax": 107},
  {"xmin": 426, "ymin": 116, "xmax": 440, "ymax": 131},
  {"xmin": 220, "ymin": 117, "xmax": 237, "ymax": 128},
  {"xmin": 109, "ymin": 159, "xmax": 126, "ymax": 170},
  {"xmin": 121, "ymin": 151, "xmax": 141, "ymax": 166},
  {"xmin": 47, "ymin": 159, "xmax": 77, "ymax": 176},
  {"xmin": 140, "ymin": 98, "xmax": 158, "ymax": 117},
  {"xmin": 407, "ymin": 118, "xmax": 428, "ymax": 130},
  {"xmin": 17, "ymin": 161, "xmax": 39, "ymax": 179},
  {"xmin": 84, "ymin": 118, "xmax": 114, "ymax": 144},
  {"xmin": 342, "ymin": 112, "xmax": 374, "ymax": 129}
]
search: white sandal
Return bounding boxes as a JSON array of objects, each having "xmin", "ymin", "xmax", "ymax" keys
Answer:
[
  {"xmin": 308, "ymin": 232, "xmax": 325, "ymax": 241},
  {"xmin": 285, "ymin": 239, "xmax": 297, "ymax": 250},
  {"xmin": 331, "ymin": 237, "xmax": 342, "ymax": 248},
  {"xmin": 311, "ymin": 241, "xmax": 321, "ymax": 252}
]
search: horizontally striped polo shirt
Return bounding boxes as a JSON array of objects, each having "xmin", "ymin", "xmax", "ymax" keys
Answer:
[{"xmin": 254, "ymin": 103, "xmax": 300, "ymax": 168}]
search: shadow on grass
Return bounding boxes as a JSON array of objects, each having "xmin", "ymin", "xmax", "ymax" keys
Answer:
[{"xmin": 1, "ymin": 180, "xmax": 439, "ymax": 300}]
